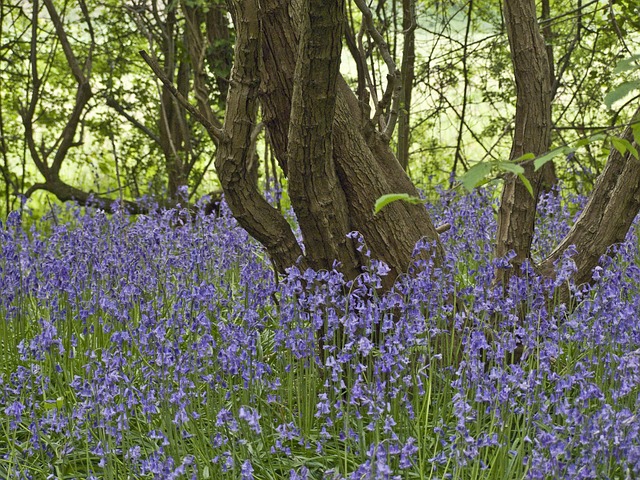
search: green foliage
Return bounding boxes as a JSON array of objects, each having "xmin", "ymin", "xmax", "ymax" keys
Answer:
[
  {"xmin": 373, "ymin": 193, "xmax": 425, "ymax": 215},
  {"xmin": 611, "ymin": 136, "xmax": 640, "ymax": 160},
  {"xmin": 458, "ymin": 154, "xmax": 534, "ymax": 196},
  {"xmin": 605, "ymin": 54, "xmax": 640, "ymax": 110}
]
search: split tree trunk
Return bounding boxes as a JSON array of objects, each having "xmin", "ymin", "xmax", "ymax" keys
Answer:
[
  {"xmin": 253, "ymin": 0, "xmax": 443, "ymax": 282},
  {"xmin": 285, "ymin": 0, "xmax": 361, "ymax": 276},
  {"xmin": 214, "ymin": 0, "xmax": 444, "ymax": 282}
]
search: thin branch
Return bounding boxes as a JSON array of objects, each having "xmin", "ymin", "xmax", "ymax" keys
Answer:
[
  {"xmin": 608, "ymin": 0, "xmax": 634, "ymax": 58},
  {"xmin": 139, "ymin": 49, "xmax": 223, "ymax": 145},
  {"xmin": 42, "ymin": 0, "xmax": 93, "ymax": 177},
  {"xmin": 353, "ymin": 0, "xmax": 402, "ymax": 140},
  {"xmin": 20, "ymin": 0, "xmax": 50, "ymax": 178},
  {"xmin": 343, "ymin": 17, "xmax": 369, "ymax": 118},
  {"xmin": 105, "ymin": 96, "xmax": 161, "ymax": 145},
  {"xmin": 42, "ymin": 0, "xmax": 86, "ymax": 84},
  {"xmin": 452, "ymin": 0, "xmax": 473, "ymax": 181}
]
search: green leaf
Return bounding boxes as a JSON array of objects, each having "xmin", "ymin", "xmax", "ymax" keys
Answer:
[
  {"xmin": 614, "ymin": 54, "xmax": 640, "ymax": 74},
  {"xmin": 534, "ymin": 147, "xmax": 570, "ymax": 170},
  {"xmin": 517, "ymin": 173, "xmax": 534, "ymax": 198},
  {"xmin": 611, "ymin": 137, "xmax": 639, "ymax": 160},
  {"xmin": 373, "ymin": 193, "xmax": 424, "ymax": 214},
  {"xmin": 611, "ymin": 137, "xmax": 629, "ymax": 156},
  {"xmin": 43, "ymin": 397, "xmax": 65, "ymax": 411},
  {"xmin": 575, "ymin": 133, "xmax": 606, "ymax": 148},
  {"xmin": 513, "ymin": 152, "xmax": 535, "ymax": 163},
  {"xmin": 604, "ymin": 80, "xmax": 640, "ymax": 109},
  {"xmin": 496, "ymin": 161, "xmax": 525, "ymax": 174},
  {"xmin": 459, "ymin": 162, "xmax": 493, "ymax": 192}
]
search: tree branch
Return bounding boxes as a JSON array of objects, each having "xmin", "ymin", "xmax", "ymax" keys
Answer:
[
  {"xmin": 139, "ymin": 49, "xmax": 223, "ymax": 145},
  {"xmin": 42, "ymin": 0, "xmax": 93, "ymax": 177},
  {"xmin": 353, "ymin": 0, "xmax": 402, "ymax": 141},
  {"xmin": 105, "ymin": 95, "xmax": 161, "ymax": 145}
]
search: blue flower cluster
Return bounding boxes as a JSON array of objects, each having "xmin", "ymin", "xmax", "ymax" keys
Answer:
[{"xmin": 0, "ymin": 190, "xmax": 638, "ymax": 479}]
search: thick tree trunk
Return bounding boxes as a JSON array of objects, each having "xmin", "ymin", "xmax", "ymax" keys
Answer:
[
  {"xmin": 537, "ymin": 109, "xmax": 640, "ymax": 290},
  {"xmin": 286, "ymin": 0, "xmax": 360, "ymax": 276},
  {"xmin": 216, "ymin": 0, "xmax": 305, "ymax": 275},
  {"xmin": 258, "ymin": 0, "xmax": 443, "ymax": 281},
  {"xmin": 496, "ymin": 0, "xmax": 553, "ymax": 279}
]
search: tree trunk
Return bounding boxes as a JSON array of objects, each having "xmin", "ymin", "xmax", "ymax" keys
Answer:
[
  {"xmin": 216, "ymin": 0, "xmax": 305, "ymax": 275},
  {"xmin": 496, "ymin": 0, "xmax": 553, "ymax": 279},
  {"xmin": 397, "ymin": 0, "xmax": 416, "ymax": 171},
  {"xmin": 255, "ymin": 0, "xmax": 443, "ymax": 282},
  {"xmin": 286, "ymin": 0, "xmax": 360, "ymax": 276},
  {"xmin": 537, "ymin": 108, "xmax": 640, "ymax": 290}
]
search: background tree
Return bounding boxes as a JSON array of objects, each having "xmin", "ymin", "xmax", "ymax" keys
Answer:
[{"xmin": 121, "ymin": 0, "xmax": 233, "ymax": 201}]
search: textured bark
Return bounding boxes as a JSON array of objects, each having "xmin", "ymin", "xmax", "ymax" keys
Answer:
[
  {"xmin": 258, "ymin": 0, "xmax": 443, "ymax": 281},
  {"xmin": 216, "ymin": 0, "xmax": 304, "ymax": 274},
  {"xmin": 286, "ymin": 0, "xmax": 360, "ymax": 275},
  {"xmin": 496, "ymin": 0, "xmax": 553, "ymax": 278},
  {"xmin": 397, "ymin": 0, "xmax": 415, "ymax": 171},
  {"xmin": 538, "ymin": 109, "xmax": 640, "ymax": 290}
]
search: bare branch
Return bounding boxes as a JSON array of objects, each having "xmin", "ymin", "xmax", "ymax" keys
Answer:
[
  {"xmin": 140, "ymin": 49, "xmax": 223, "ymax": 145},
  {"xmin": 42, "ymin": 0, "xmax": 94, "ymax": 177},
  {"xmin": 25, "ymin": 178, "xmax": 145, "ymax": 214},
  {"xmin": 343, "ymin": 16, "xmax": 370, "ymax": 119},
  {"xmin": 42, "ymin": 0, "xmax": 86, "ymax": 84},
  {"xmin": 105, "ymin": 96, "xmax": 161, "ymax": 145},
  {"xmin": 353, "ymin": 0, "xmax": 402, "ymax": 140},
  {"xmin": 22, "ymin": 0, "xmax": 47, "ymax": 175}
]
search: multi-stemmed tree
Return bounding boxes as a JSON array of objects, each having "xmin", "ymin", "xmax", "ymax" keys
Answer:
[
  {"xmin": 1, "ymin": 0, "xmax": 638, "ymax": 297},
  {"xmin": 191, "ymin": 0, "xmax": 639, "ymax": 294}
]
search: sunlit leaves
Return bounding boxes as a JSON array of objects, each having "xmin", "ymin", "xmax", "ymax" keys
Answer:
[
  {"xmin": 458, "ymin": 153, "xmax": 534, "ymax": 196},
  {"xmin": 373, "ymin": 193, "xmax": 424, "ymax": 215}
]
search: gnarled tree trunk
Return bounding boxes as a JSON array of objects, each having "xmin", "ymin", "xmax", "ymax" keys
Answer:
[{"xmin": 217, "ymin": 0, "xmax": 443, "ymax": 283}]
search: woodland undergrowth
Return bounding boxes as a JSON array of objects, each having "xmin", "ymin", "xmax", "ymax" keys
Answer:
[{"xmin": 1, "ymin": 188, "xmax": 639, "ymax": 479}]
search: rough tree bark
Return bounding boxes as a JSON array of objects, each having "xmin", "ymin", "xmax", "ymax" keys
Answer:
[
  {"xmin": 285, "ymin": 0, "xmax": 360, "ymax": 276},
  {"xmin": 208, "ymin": 0, "xmax": 444, "ymax": 282},
  {"xmin": 215, "ymin": 0, "xmax": 304, "ymax": 275},
  {"xmin": 537, "ymin": 109, "xmax": 640, "ymax": 292},
  {"xmin": 496, "ymin": 0, "xmax": 555, "ymax": 280},
  {"xmin": 253, "ymin": 0, "xmax": 443, "ymax": 282},
  {"xmin": 397, "ymin": 0, "xmax": 416, "ymax": 171}
]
